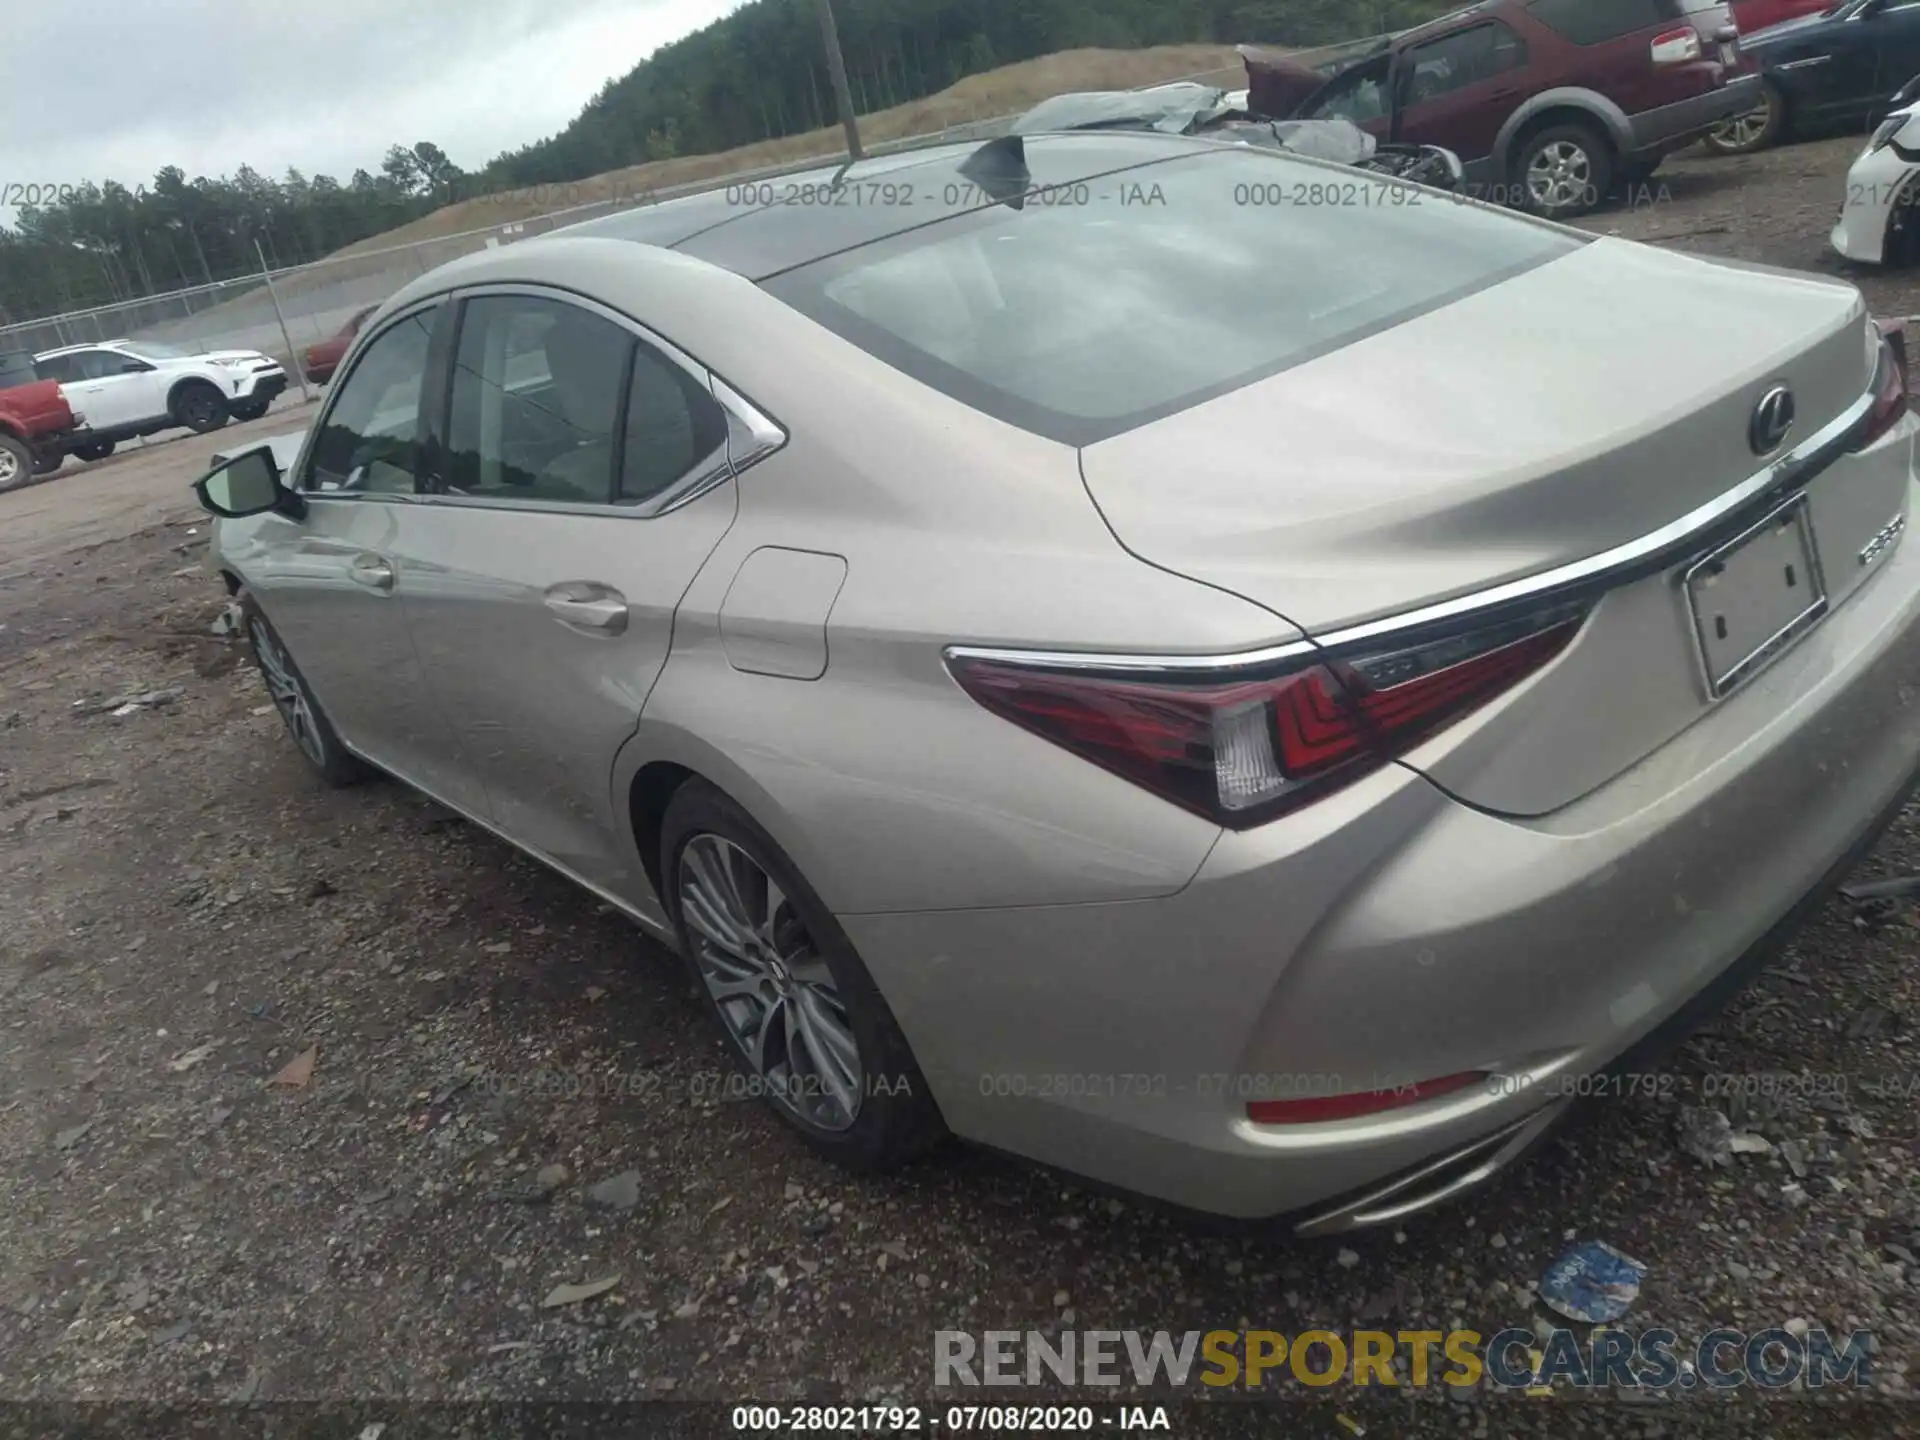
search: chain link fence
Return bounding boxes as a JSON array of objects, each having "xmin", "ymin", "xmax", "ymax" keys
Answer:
[
  {"xmin": 0, "ymin": 190, "xmax": 710, "ymax": 386},
  {"xmin": 0, "ymin": 61, "xmax": 1252, "ymax": 390}
]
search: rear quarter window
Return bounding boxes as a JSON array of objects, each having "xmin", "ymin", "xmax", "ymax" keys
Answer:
[
  {"xmin": 764, "ymin": 146, "xmax": 1583, "ymax": 446},
  {"xmin": 1526, "ymin": 0, "xmax": 1687, "ymax": 42}
]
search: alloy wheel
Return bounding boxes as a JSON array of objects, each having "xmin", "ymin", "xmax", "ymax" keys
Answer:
[
  {"xmin": 250, "ymin": 618, "xmax": 326, "ymax": 766},
  {"xmin": 676, "ymin": 833, "xmax": 864, "ymax": 1132},
  {"xmin": 1710, "ymin": 97, "xmax": 1772, "ymax": 151},
  {"xmin": 1526, "ymin": 141, "xmax": 1593, "ymax": 213},
  {"xmin": 0, "ymin": 448, "xmax": 18, "ymax": 488}
]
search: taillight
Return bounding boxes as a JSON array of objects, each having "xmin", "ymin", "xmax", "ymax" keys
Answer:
[
  {"xmin": 1868, "ymin": 112, "xmax": 1908, "ymax": 155},
  {"xmin": 1246, "ymin": 1070, "xmax": 1487, "ymax": 1126},
  {"xmin": 948, "ymin": 603, "xmax": 1587, "ymax": 828},
  {"xmin": 1853, "ymin": 328, "xmax": 1911, "ymax": 452},
  {"xmin": 1650, "ymin": 26, "xmax": 1703, "ymax": 64}
]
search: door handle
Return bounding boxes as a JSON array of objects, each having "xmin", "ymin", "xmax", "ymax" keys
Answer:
[
  {"xmin": 348, "ymin": 554, "xmax": 395, "ymax": 592},
  {"xmin": 544, "ymin": 581, "xmax": 628, "ymax": 635}
]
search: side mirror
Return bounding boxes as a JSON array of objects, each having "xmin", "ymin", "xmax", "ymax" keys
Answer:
[
  {"xmin": 117, "ymin": 359, "xmax": 150, "ymax": 374},
  {"xmin": 194, "ymin": 449, "xmax": 306, "ymax": 520}
]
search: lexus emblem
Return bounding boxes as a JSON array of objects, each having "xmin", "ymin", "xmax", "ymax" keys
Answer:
[{"xmin": 1750, "ymin": 385, "xmax": 1797, "ymax": 456}]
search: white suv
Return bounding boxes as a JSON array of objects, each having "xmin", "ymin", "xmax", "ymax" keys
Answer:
[{"xmin": 33, "ymin": 339, "xmax": 289, "ymax": 461}]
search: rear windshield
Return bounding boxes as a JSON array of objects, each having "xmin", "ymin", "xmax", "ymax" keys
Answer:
[{"xmin": 764, "ymin": 146, "xmax": 1582, "ymax": 446}]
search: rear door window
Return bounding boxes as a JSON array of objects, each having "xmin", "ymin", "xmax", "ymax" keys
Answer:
[
  {"xmin": 1403, "ymin": 21, "xmax": 1530, "ymax": 102},
  {"xmin": 619, "ymin": 346, "xmax": 730, "ymax": 504},
  {"xmin": 445, "ymin": 295, "xmax": 630, "ymax": 505},
  {"xmin": 439, "ymin": 293, "xmax": 730, "ymax": 508},
  {"xmin": 74, "ymin": 351, "xmax": 133, "ymax": 380},
  {"xmin": 1526, "ymin": 0, "xmax": 1686, "ymax": 42}
]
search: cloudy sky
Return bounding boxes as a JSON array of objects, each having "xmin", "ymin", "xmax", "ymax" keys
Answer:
[{"xmin": 3, "ymin": 0, "xmax": 742, "ymax": 212}]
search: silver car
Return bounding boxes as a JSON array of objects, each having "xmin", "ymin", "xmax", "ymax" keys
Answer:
[{"xmin": 196, "ymin": 131, "xmax": 1920, "ymax": 1235}]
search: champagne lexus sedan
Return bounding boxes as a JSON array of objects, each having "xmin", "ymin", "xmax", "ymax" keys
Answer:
[{"xmin": 195, "ymin": 130, "xmax": 1920, "ymax": 1234}]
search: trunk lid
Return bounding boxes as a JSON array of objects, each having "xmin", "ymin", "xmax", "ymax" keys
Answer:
[
  {"xmin": 1080, "ymin": 237, "xmax": 1868, "ymax": 634},
  {"xmin": 1080, "ymin": 237, "xmax": 1884, "ymax": 814}
]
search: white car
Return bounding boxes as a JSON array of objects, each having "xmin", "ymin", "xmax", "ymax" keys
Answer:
[
  {"xmin": 1832, "ymin": 86, "xmax": 1920, "ymax": 267},
  {"xmin": 32, "ymin": 339, "xmax": 289, "ymax": 461}
]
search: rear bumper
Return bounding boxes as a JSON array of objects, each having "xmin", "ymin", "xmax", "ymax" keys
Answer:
[
  {"xmin": 843, "ymin": 463, "xmax": 1920, "ymax": 1225},
  {"xmin": 1628, "ymin": 73, "xmax": 1762, "ymax": 155},
  {"xmin": 1298, "ymin": 743, "xmax": 1920, "ymax": 1235}
]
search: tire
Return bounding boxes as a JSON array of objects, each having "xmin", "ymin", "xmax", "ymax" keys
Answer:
[
  {"xmin": 172, "ymin": 382, "xmax": 230, "ymax": 434},
  {"xmin": 32, "ymin": 451, "xmax": 61, "ymax": 476},
  {"xmin": 1702, "ymin": 81, "xmax": 1785, "ymax": 156},
  {"xmin": 1514, "ymin": 122, "xmax": 1613, "ymax": 220},
  {"xmin": 0, "ymin": 433, "xmax": 31, "ymax": 493},
  {"xmin": 239, "ymin": 592, "xmax": 366, "ymax": 786},
  {"xmin": 230, "ymin": 400, "xmax": 268, "ymax": 423},
  {"xmin": 73, "ymin": 440, "xmax": 115, "ymax": 462},
  {"xmin": 661, "ymin": 779, "xmax": 946, "ymax": 1170}
]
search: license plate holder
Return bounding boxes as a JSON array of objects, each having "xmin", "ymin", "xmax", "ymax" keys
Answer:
[{"xmin": 1683, "ymin": 493, "xmax": 1827, "ymax": 700}]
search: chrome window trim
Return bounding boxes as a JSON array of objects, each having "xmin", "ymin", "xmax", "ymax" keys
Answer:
[
  {"xmin": 408, "ymin": 439, "xmax": 734, "ymax": 522},
  {"xmin": 393, "ymin": 281, "xmax": 783, "ymax": 520},
  {"xmin": 642, "ymin": 446, "xmax": 741, "ymax": 518},
  {"xmin": 641, "ymin": 375, "xmax": 790, "ymax": 517},
  {"xmin": 711, "ymin": 375, "xmax": 789, "ymax": 475},
  {"xmin": 303, "ymin": 490, "xmax": 421, "ymax": 506},
  {"xmin": 946, "ymin": 384, "xmax": 1880, "ymax": 678},
  {"xmin": 448, "ymin": 281, "xmax": 713, "ymax": 382}
]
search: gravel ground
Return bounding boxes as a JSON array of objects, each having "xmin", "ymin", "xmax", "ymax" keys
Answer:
[{"xmin": 6, "ymin": 139, "xmax": 1920, "ymax": 1436}]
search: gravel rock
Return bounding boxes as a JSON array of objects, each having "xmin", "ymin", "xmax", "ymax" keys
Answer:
[
  {"xmin": 586, "ymin": 1170, "xmax": 642, "ymax": 1211},
  {"xmin": 1677, "ymin": 1107, "xmax": 1734, "ymax": 1167}
]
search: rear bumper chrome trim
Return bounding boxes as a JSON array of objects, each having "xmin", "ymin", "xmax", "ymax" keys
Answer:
[
  {"xmin": 948, "ymin": 385, "xmax": 1880, "ymax": 680},
  {"xmin": 1291, "ymin": 1101, "xmax": 1568, "ymax": 1237}
]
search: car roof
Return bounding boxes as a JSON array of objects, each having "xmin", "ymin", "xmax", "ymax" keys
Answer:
[
  {"xmin": 36, "ymin": 340, "xmax": 132, "ymax": 359},
  {"xmin": 549, "ymin": 130, "xmax": 1208, "ymax": 281}
]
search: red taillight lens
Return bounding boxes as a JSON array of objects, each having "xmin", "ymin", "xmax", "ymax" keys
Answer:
[
  {"xmin": 1854, "ymin": 330, "xmax": 1912, "ymax": 452},
  {"xmin": 1650, "ymin": 26, "xmax": 1703, "ymax": 64},
  {"xmin": 1246, "ymin": 1070, "xmax": 1487, "ymax": 1125},
  {"xmin": 949, "ymin": 604, "xmax": 1586, "ymax": 828}
]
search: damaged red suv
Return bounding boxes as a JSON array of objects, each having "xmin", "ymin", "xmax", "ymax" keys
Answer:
[{"xmin": 1244, "ymin": 0, "xmax": 1760, "ymax": 218}]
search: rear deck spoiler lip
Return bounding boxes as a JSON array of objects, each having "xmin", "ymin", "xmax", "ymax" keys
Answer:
[{"xmin": 945, "ymin": 383, "xmax": 1882, "ymax": 681}]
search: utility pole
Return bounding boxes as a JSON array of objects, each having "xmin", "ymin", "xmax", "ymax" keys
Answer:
[
  {"xmin": 255, "ymin": 239, "xmax": 314, "ymax": 403},
  {"xmin": 814, "ymin": 0, "xmax": 864, "ymax": 160}
]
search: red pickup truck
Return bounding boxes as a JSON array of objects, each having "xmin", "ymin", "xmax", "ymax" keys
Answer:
[{"xmin": 0, "ymin": 357, "xmax": 79, "ymax": 492}]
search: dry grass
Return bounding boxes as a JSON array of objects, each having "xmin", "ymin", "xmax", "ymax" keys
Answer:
[{"xmin": 322, "ymin": 44, "xmax": 1247, "ymax": 259}]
